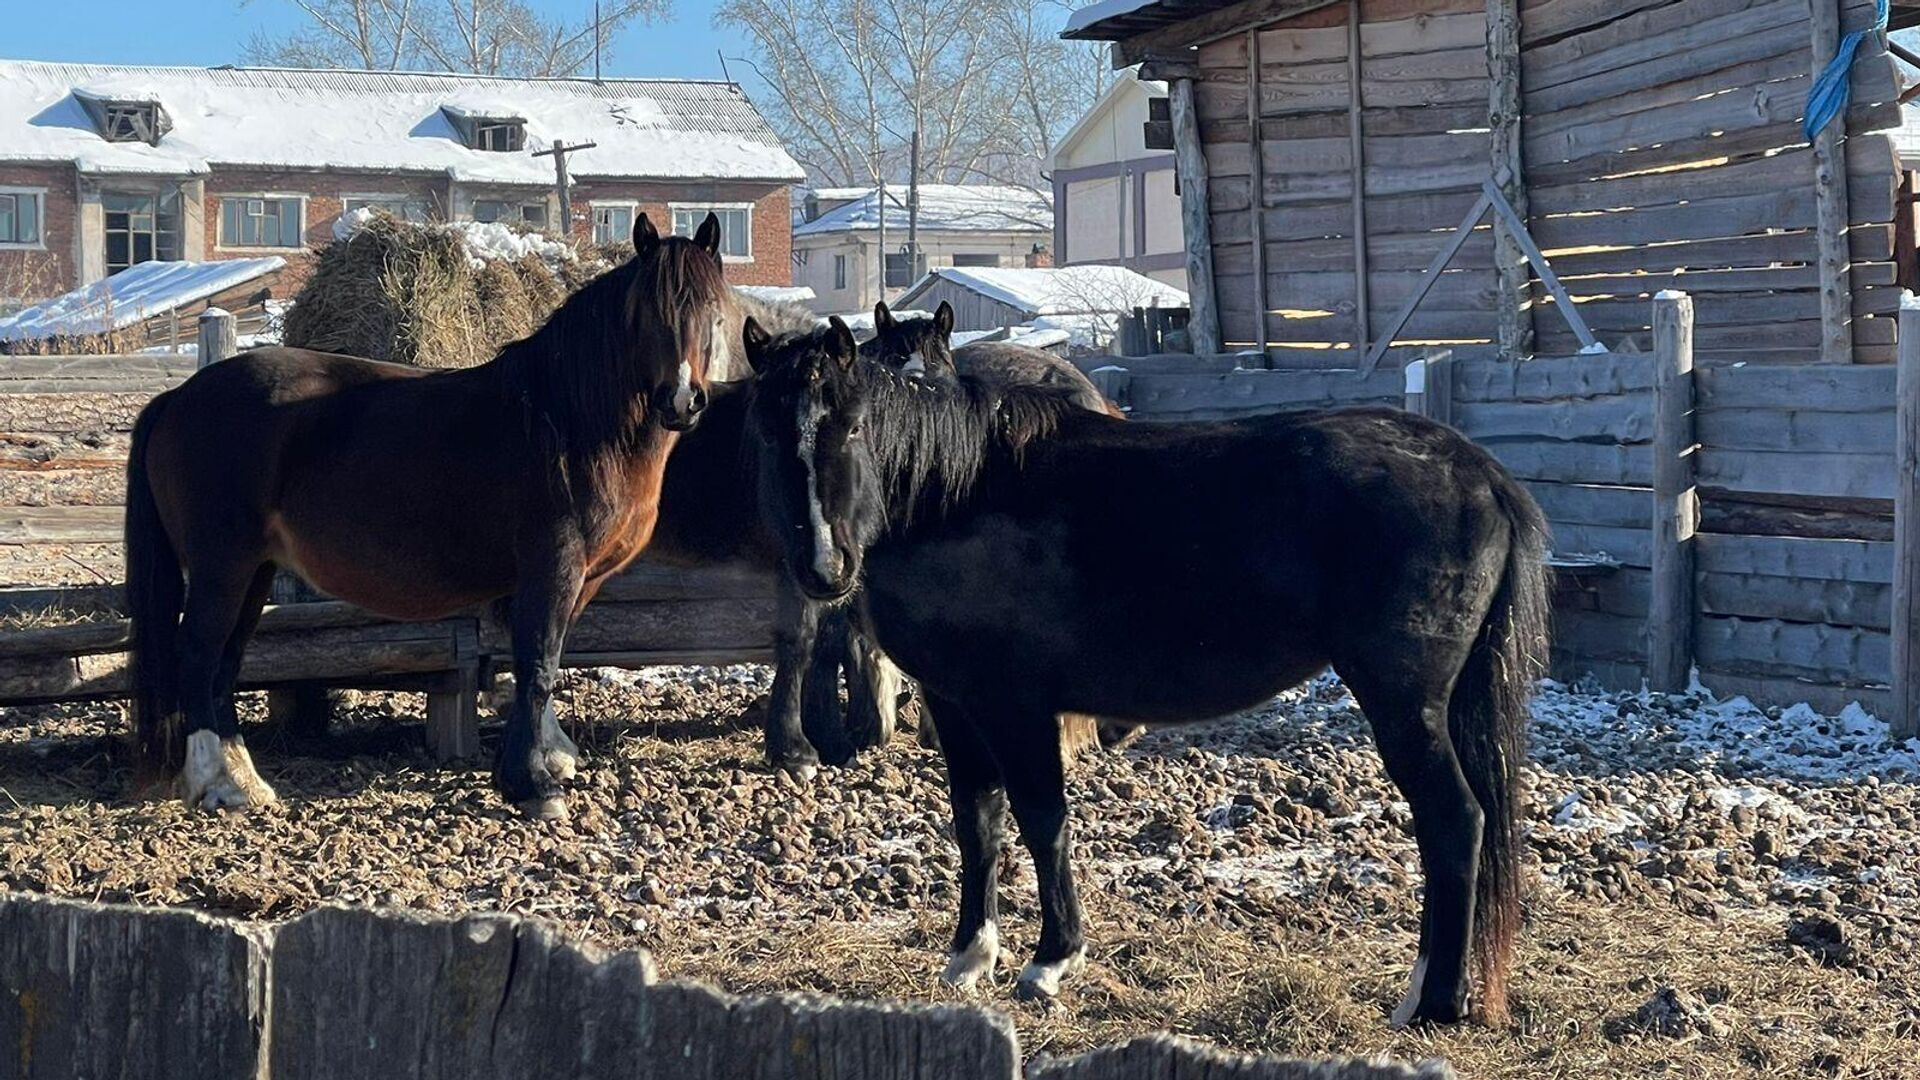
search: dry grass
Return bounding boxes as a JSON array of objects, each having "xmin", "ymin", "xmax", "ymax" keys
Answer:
[{"xmin": 280, "ymin": 213, "xmax": 607, "ymax": 369}]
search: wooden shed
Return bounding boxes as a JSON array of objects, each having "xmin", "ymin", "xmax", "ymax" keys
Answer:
[{"xmin": 1065, "ymin": 0, "xmax": 1913, "ymax": 365}]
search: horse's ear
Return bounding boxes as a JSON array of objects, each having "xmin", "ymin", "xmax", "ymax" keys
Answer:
[
  {"xmin": 874, "ymin": 302, "xmax": 894, "ymax": 333},
  {"xmin": 742, "ymin": 316, "xmax": 771, "ymax": 374},
  {"xmin": 827, "ymin": 316, "xmax": 858, "ymax": 372},
  {"xmin": 634, "ymin": 212, "xmax": 659, "ymax": 256},
  {"xmin": 935, "ymin": 300, "xmax": 954, "ymax": 337},
  {"xmin": 694, "ymin": 212, "xmax": 723, "ymax": 257}
]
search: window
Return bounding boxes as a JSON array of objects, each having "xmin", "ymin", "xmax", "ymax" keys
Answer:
[
  {"xmin": 101, "ymin": 102, "xmax": 162, "ymax": 144},
  {"xmin": 670, "ymin": 205, "xmax": 751, "ymax": 259},
  {"xmin": 884, "ymin": 252, "xmax": 918, "ymax": 289},
  {"xmin": 343, "ymin": 196, "xmax": 429, "ymax": 223},
  {"xmin": 219, "ymin": 196, "xmax": 304, "ymax": 248},
  {"xmin": 474, "ymin": 121, "xmax": 524, "ymax": 152},
  {"xmin": 0, "ymin": 190, "xmax": 42, "ymax": 247},
  {"xmin": 104, "ymin": 191, "xmax": 182, "ymax": 274},
  {"xmin": 592, "ymin": 204, "xmax": 634, "ymax": 246},
  {"xmin": 473, "ymin": 199, "xmax": 547, "ymax": 227},
  {"xmin": 833, "ymin": 253, "xmax": 847, "ymax": 291},
  {"xmin": 952, "ymin": 253, "xmax": 999, "ymax": 268}
]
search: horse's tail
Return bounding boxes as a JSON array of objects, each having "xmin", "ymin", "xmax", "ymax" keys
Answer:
[
  {"xmin": 1448, "ymin": 467, "xmax": 1549, "ymax": 1024},
  {"xmin": 125, "ymin": 391, "xmax": 185, "ymax": 774}
]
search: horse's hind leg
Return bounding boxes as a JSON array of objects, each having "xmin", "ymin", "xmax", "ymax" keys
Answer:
[
  {"xmin": 928, "ymin": 693, "xmax": 1008, "ymax": 991},
  {"xmin": 1340, "ymin": 646, "xmax": 1482, "ymax": 1027},
  {"xmin": 177, "ymin": 563, "xmax": 279, "ymax": 810}
]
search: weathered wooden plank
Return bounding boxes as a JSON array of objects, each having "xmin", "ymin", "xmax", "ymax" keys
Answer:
[
  {"xmin": 1541, "ymin": 226, "xmax": 1891, "ymax": 280},
  {"xmin": 0, "ymin": 894, "xmax": 266, "ymax": 1080},
  {"xmin": 0, "ymin": 505, "xmax": 124, "ymax": 544},
  {"xmin": 1893, "ymin": 296, "xmax": 1920, "ymax": 737},
  {"xmin": 1454, "ymin": 352, "xmax": 1653, "ymax": 401},
  {"xmin": 1547, "ymin": 522, "xmax": 1653, "ymax": 566},
  {"xmin": 1695, "ymin": 614, "xmax": 1890, "ymax": 685},
  {"xmin": 1550, "ymin": 607, "xmax": 1648, "ymax": 662},
  {"xmin": 1694, "ymin": 668, "xmax": 1890, "ymax": 715},
  {"xmin": 1695, "ymin": 533, "xmax": 1893, "ymax": 584},
  {"xmin": 1528, "ymin": 481, "xmax": 1649, "ymax": 528},
  {"xmin": 1696, "ymin": 407, "xmax": 1894, "ymax": 455},
  {"xmin": 1700, "ymin": 570, "xmax": 1891, "ymax": 631},
  {"xmin": 1528, "ymin": 137, "xmax": 1897, "ymax": 220},
  {"xmin": 0, "ymin": 392, "xmax": 153, "ymax": 433},
  {"xmin": 1531, "ymin": 187, "xmax": 1816, "ymax": 252},
  {"xmin": 1694, "ymin": 363, "xmax": 1896, "ymax": 411},
  {"xmin": 1523, "ymin": 0, "xmax": 1803, "ymax": 101},
  {"xmin": 1485, "ymin": 440, "xmax": 1653, "ymax": 485},
  {"xmin": 1124, "ymin": 369, "xmax": 1402, "ymax": 418},
  {"xmin": 1455, "ymin": 395, "xmax": 1652, "ymax": 442},
  {"xmin": 1697, "ymin": 448, "xmax": 1890, "ymax": 500}
]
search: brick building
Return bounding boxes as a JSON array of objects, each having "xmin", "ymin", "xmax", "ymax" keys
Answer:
[{"xmin": 0, "ymin": 61, "xmax": 806, "ymax": 304}]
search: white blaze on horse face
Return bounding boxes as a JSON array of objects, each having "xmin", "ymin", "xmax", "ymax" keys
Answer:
[
  {"xmin": 796, "ymin": 399, "xmax": 837, "ymax": 583},
  {"xmin": 902, "ymin": 351, "xmax": 927, "ymax": 375},
  {"xmin": 706, "ymin": 314, "xmax": 729, "ymax": 381},
  {"xmin": 672, "ymin": 359, "xmax": 694, "ymax": 415}
]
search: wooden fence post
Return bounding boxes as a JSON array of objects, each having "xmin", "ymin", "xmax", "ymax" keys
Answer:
[
  {"xmin": 1810, "ymin": 0, "xmax": 1855, "ymax": 363},
  {"xmin": 1892, "ymin": 295, "xmax": 1920, "ymax": 738},
  {"xmin": 425, "ymin": 622, "xmax": 483, "ymax": 761},
  {"xmin": 1168, "ymin": 78, "xmax": 1222, "ymax": 357},
  {"xmin": 1402, "ymin": 350, "xmax": 1453, "ymax": 426},
  {"xmin": 197, "ymin": 307, "xmax": 236, "ymax": 368},
  {"xmin": 1650, "ymin": 292, "xmax": 1698, "ymax": 692}
]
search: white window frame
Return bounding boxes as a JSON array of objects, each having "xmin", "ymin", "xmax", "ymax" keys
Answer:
[
  {"xmin": 669, "ymin": 201, "xmax": 753, "ymax": 262},
  {"xmin": 342, "ymin": 193, "xmax": 431, "ymax": 223},
  {"xmin": 216, "ymin": 192, "xmax": 308, "ymax": 251},
  {"xmin": 590, "ymin": 201, "xmax": 638, "ymax": 246},
  {"xmin": 0, "ymin": 186, "xmax": 47, "ymax": 250}
]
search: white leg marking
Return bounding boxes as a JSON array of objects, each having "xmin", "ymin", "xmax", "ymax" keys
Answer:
[
  {"xmin": 1390, "ymin": 953, "xmax": 1430, "ymax": 1029},
  {"xmin": 179, "ymin": 730, "xmax": 278, "ymax": 811},
  {"xmin": 1016, "ymin": 947, "xmax": 1088, "ymax": 1000},
  {"xmin": 797, "ymin": 400, "xmax": 837, "ymax": 582},
  {"xmin": 941, "ymin": 922, "xmax": 999, "ymax": 991},
  {"xmin": 539, "ymin": 701, "xmax": 579, "ymax": 782}
]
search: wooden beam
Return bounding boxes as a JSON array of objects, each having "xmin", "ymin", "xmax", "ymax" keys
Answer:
[
  {"xmin": 1488, "ymin": 0, "xmax": 1532, "ymax": 357},
  {"xmin": 1169, "ymin": 78, "xmax": 1223, "ymax": 355},
  {"xmin": 1246, "ymin": 28, "xmax": 1271, "ymax": 363},
  {"xmin": 1110, "ymin": 0, "xmax": 1341, "ymax": 65},
  {"xmin": 1347, "ymin": 0, "xmax": 1371, "ymax": 352},
  {"xmin": 1649, "ymin": 292, "xmax": 1698, "ymax": 693},
  {"xmin": 1812, "ymin": 0, "xmax": 1856, "ymax": 363},
  {"xmin": 1892, "ymin": 294, "xmax": 1920, "ymax": 739}
]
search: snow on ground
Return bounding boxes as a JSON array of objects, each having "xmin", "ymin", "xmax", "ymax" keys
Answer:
[{"xmin": 0, "ymin": 258, "xmax": 285, "ymax": 342}]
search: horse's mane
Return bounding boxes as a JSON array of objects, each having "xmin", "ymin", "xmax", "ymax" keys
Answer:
[
  {"xmin": 498, "ymin": 239, "xmax": 726, "ymax": 457},
  {"xmin": 853, "ymin": 356, "xmax": 1078, "ymax": 518}
]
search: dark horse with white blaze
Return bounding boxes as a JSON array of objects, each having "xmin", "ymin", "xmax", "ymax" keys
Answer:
[
  {"xmin": 742, "ymin": 322, "xmax": 1547, "ymax": 1026},
  {"xmin": 125, "ymin": 213, "xmax": 731, "ymax": 818}
]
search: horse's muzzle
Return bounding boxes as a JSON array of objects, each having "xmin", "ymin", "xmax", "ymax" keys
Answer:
[{"xmin": 654, "ymin": 384, "xmax": 708, "ymax": 432}]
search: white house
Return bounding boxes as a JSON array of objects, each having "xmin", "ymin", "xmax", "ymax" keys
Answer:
[
  {"xmin": 792, "ymin": 184, "xmax": 1053, "ymax": 314},
  {"xmin": 892, "ymin": 264, "xmax": 1187, "ymax": 349},
  {"xmin": 1050, "ymin": 69, "xmax": 1185, "ymax": 290}
]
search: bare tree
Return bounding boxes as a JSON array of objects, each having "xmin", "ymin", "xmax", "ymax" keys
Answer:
[
  {"xmin": 242, "ymin": 0, "xmax": 669, "ymax": 76},
  {"xmin": 718, "ymin": 0, "xmax": 1103, "ymax": 192}
]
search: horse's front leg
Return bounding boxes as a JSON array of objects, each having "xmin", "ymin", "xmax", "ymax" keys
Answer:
[
  {"xmin": 989, "ymin": 711, "xmax": 1086, "ymax": 1001},
  {"xmin": 764, "ymin": 579, "xmax": 824, "ymax": 778},
  {"xmin": 494, "ymin": 546, "xmax": 585, "ymax": 819}
]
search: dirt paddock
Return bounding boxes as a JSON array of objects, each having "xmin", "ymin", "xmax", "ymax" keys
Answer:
[{"xmin": 2, "ymin": 667, "xmax": 1917, "ymax": 1078}]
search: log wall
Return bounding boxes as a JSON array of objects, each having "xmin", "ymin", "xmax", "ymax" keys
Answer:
[{"xmin": 0, "ymin": 893, "xmax": 1451, "ymax": 1080}]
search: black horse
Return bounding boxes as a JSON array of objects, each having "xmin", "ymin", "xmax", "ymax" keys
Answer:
[{"xmin": 742, "ymin": 322, "xmax": 1547, "ymax": 1027}]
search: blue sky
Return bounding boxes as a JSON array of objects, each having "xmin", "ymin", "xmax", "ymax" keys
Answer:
[{"xmin": 5, "ymin": 0, "xmax": 743, "ymax": 80}]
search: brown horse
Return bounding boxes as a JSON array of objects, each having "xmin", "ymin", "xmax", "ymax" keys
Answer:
[{"xmin": 125, "ymin": 213, "xmax": 729, "ymax": 818}]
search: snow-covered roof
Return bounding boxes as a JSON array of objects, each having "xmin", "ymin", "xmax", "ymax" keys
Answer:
[
  {"xmin": 1063, "ymin": 0, "xmax": 1163, "ymax": 34},
  {"xmin": 736, "ymin": 285, "xmax": 818, "ymax": 304},
  {"xmin": 0, "ymin": 257, "xmax": 284, "ymax": 342},
  {"xmin": 898, "ymin": 265, "xmax": 1186, "ymax": 316},
  {"xmin": 0, "ymin": 61, "xmax": 804, "ymax": 184},
  {"xmin": 793, "ymin": 185, "xmax": 1051, "ymax": 237}
]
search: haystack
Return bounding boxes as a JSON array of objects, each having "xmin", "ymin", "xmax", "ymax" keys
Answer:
[{"xmin": 281, "ymin": 213, "xmax": 609, "ymax": 368}]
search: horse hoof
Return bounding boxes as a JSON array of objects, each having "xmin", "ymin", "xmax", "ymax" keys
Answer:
[
  {"xmin": 518, "ymin": 795, "xmax": 569, "ymax": 821},
  {"xmin": 1014, "ymin": 950, "xmax": 1085, "ymax": 1002},
  {"xmin": 178, "ymin": 731, "xmax": 278, "ymax": 812},
  {"xmin": 940, "ymin": 924, "xmax": 999, "ymax": 991}
]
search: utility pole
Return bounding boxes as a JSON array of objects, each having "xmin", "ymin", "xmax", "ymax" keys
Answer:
[
  {"xmin": 907, "ymin": 128, "xmax": 920, "ymax": 284},
  {"xmin": 593, "ymin": 1, "xmax": 603, "ymax": 84},
  {"xmin": 534, "ymin": 138, "xmax": 596, "ymax": 238},
  {"xmin": 876, "ymin": 165, "xmax": 889, "ymax": 303}
]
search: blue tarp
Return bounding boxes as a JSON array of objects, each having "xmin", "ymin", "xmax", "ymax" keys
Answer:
[{"xmin": 1805, "ymin": 0, "xmax": 1890, "ymax": 142}]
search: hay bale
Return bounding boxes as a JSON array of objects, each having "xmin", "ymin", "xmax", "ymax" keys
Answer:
[{"xmin": 282, "ymin": 214, "xmax": 608, "ymax": 369}]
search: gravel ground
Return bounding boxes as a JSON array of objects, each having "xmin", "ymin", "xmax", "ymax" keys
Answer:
[{"xmin": 2, "ymin": 668, "xmax": 1917, "ymax": 1077}]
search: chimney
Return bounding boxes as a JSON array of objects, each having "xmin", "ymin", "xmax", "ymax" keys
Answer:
[{"xmin": 1025, "ymin": 244, "xmax": 1052, "ymax": 269}]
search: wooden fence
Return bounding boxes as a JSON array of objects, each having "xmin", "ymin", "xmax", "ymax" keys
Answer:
[
  {"xmin": 0, "ymin": 892, "xmax": 1450, "ymax": 1080},
  {"xmin": 1083, "ymin": 304, "xmax": 1918, "ymax": 737}
]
